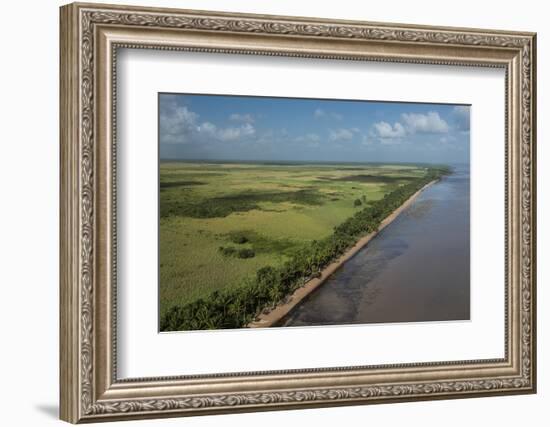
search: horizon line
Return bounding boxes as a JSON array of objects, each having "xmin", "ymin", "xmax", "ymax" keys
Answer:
[{"xmin": 158, "ymin": 158, "xmax": 465, "ymax": 166}]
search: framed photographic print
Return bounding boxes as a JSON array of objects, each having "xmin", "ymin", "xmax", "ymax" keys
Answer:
[
  {"xmin": 60, "ymin": 2, "xmax": 537, "ymax": 423},
  {"xmin": 157, "ymin": 94, "xmax": 469, "ymax": 331}
]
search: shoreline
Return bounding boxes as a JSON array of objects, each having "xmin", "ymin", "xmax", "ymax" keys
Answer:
[{"xmin": 247, "ymin": 179, "xmax": 438, "ymax": 328}]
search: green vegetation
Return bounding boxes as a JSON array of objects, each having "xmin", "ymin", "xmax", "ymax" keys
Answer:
[
  {"xmin": 161, "ymin": 188, "xmax": 325, "ymax": 219},
  {"xmin": 160, "ymin": 180, "xmax": 206, "ymax": 189},
  {"xmin": 159, "ymin": 161, "xmax": 450, "ymax": 331},
  {"xmin": 323, "ymin": 174, "xmax": 406, "ymax": 183},
  {"xmin": 219, "ymin": 246, "xmax": 256, "ymax": 259},
  {"xmin": 229, "ymin": 232, "xmax": 249, "ymax": 244}
]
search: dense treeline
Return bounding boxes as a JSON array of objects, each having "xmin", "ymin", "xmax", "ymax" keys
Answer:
[
  {"xmin": 160, "ymin": 188, "xmax": 325, "ymax": 219},
  {"xmin": 159, "ymin": 180, "xmax": 206, "ymax": 189},
  {"xmin": 160, "ymin": 166, "xmax": 450, "ymax": 331}
]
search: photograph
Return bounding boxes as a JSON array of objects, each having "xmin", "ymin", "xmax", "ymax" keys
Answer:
[
  {"xmin": 158, "ymin": 93, "xmax": 471, "ymax": 331},
  {"xmin": 57, "ymin": 3, "xmax": 536, "ymax": 422}
]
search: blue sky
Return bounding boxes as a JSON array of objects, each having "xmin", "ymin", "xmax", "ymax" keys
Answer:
[{"xmin": 159, "ymin": 93, "xmax": 470, "ymax": 164}]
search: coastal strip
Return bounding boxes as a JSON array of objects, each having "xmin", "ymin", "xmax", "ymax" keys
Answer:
[{"xmin": 248, "ymin": 179, "xmax": 437, "ymax": 328}]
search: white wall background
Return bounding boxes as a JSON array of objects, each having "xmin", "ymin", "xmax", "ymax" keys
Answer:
[{"xmin": 0, "ymin": 0, "xmax": 545, "ymax": 426}]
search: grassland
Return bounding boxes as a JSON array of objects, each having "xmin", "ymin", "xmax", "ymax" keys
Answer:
[{"xmin": 159, "ymin": 161, "xmax": 433, "ymax": 325}]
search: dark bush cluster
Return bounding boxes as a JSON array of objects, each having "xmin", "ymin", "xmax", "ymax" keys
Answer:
[
  {"xmin": 237, "ymin": 248, "xmax": 255, "ymax": 259},
  {"xmin": 161, "ymin": 167, "xmax": 449, "ymax": 331},
  {"xmin": 218, "ymin": 246, "xmax": 256, "ymax": 259},
  {"xmin": 159, "ymin": 180, "xmax": 205, "ymax": 189},
  {"xmin": 160, "ymin": 189, "xmax": 325, "ymax": 219},
  {"xmin": 218, "ymin": 246, "xmax": 237, "ymax": 257},
  {"xmin": 328, "ymin": 174, "xmax": 406, "ymax": 183},
  {"xmin": 230, "ymin": 232, "xmax": 249, "ymax": 244}
]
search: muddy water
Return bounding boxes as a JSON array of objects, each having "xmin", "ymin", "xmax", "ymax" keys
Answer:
[{"xmin": 279, "ymin": 166, "xmax": 470, "ymax": 327}]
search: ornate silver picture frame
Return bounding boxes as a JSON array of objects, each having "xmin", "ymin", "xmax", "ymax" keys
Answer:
[{"xmin": 60, "ymin": 2, "xmax": 536, "ymax": 423}]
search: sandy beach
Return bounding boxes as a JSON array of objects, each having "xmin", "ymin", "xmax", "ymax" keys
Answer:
[{"xmin": 248, "ymin": 179, "xmax": 437, "ymax": 328}]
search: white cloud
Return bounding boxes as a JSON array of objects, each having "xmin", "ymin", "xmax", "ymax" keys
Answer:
[
  {"xmin": 160, "ymin": 97, "xmax": 256, "ymax": 145},
  {"xmin": 219, "ymin": 123, "xmax": 256, "ymax": 141},
  {"xmin": 372, "ymin": 121, "xmax": 406, "ymax": 138},
  {"xmin": 368, "ymin": 111, "xmax": 452, "ymax": 144},
  {"xmin": 229, "ymin": 113, "xmax": 255, "ymax": 123},
  {"xmin": 198, "ymin": 121, "xmax": 217, "ymax": 135},
  {"xmin": 400, "ymin": 111, "xmax": 449, "ymax": 134},
  {"xmin": 256, "ymin": 130, "xmax": 274, "ymax": 144},
  {"xmin": 295, "ymin": 133, "xmax": 321, "ymax": 148},
  {"xmin": 199, "ymin": 122, "xmax": 256, "ymax": 141},
  {"xmin": 159, "ymin": 98, "xmax": 199, "ymax": 144},
  {"xmin": 295, "ymin": 133, "xmax": 320, "ymax": 143},
  {"xmin": 329, "ymin": 128, "xmax": 355, "ymax": 142},
  {"xmin": 314, "ymin": 108, "xmax": 342, "ymax": 120}
]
